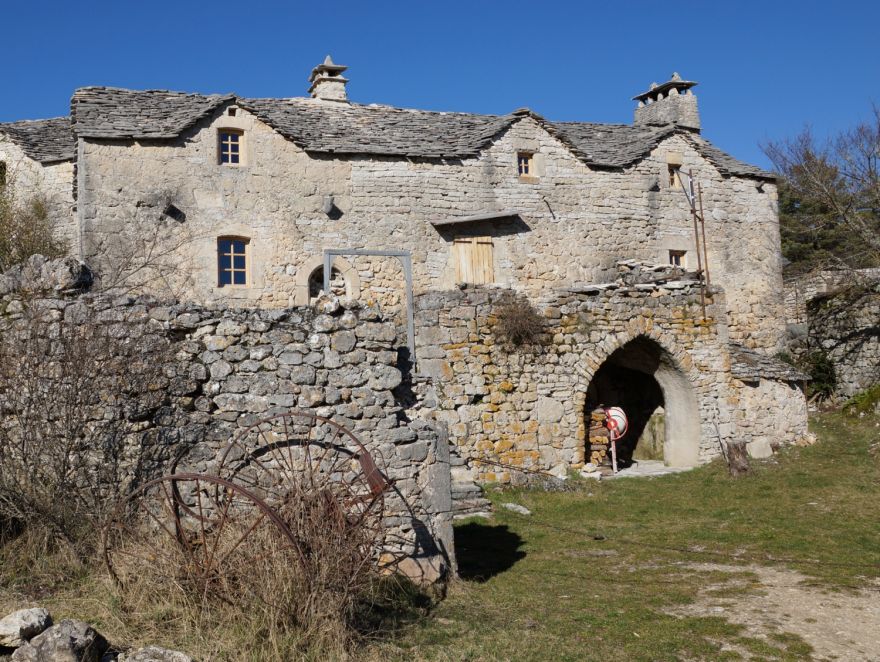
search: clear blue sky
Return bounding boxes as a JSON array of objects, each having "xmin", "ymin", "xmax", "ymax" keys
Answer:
[{"xmin": 3, "ymin": 0, "xmax": 878, "ymax": 168}]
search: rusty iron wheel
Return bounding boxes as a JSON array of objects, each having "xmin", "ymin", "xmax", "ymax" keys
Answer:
[
  {"xmin": 102, "ymin": 473, "xmax": 305, "ymax": 602},
  {"xmin": 215, "ymin": 411, "xmax": 389, "ymax": 537}
]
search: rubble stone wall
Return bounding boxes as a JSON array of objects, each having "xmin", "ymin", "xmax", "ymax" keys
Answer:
[
  {"xmin": 783, "ymin": 270, "xmax": 880, "ymax": 397},
  {"xmin": 77, "ymin": 114, "xmax": 784, "ymax": 350},
  {"xmin": 0, "ymin": 138, "xmax": 75, "ymax": 245},
  {"xmin": 0, "ymin": 264, "xmax": 453, "ymax": 582},
  {"xmin": 413, "ymin": 281, "xmax": 807, "ymax": 482}
]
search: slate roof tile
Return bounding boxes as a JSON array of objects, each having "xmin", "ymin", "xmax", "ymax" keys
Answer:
[
  {"xmin": 0, "ymin": 117, "xmax": 75, "ymax": 164},
  {"xmin": 729, "ymin": 343, "xmax": 809, "ymax": 382},
  {"xmin": 69, "ymin": 87, "xmax": 774, "ymax": 179}
]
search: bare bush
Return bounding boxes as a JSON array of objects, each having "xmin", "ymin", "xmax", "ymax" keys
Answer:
[
  {"xmin": 764, "ymin": 107, "xmax": 880, "ymax": 273},
  {"xmin": 0, "ymin": 188, "xmax": 66, "ymax": 273},
  {"xmin": 83, "ymin": 189, "xmax": 199, "ymax": 298},
  {"xmin": 493, "ymin": 294, "xmax": 545, "ymax": 349},
  {"xmin": 0, "ymin": 300, "xmax": 170, "ymax": 556},
  {"xmin": 106, "ymin": 473, "xmax": 389, "ymax": 657}
]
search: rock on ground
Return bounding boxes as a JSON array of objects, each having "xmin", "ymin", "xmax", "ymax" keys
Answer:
[
  {"xmin": 10, "ymin": 619, "xmax": 108, "ymax": 662},
  {"xmin": 501, "ymin": 502, "xmax": 532, "ymax": 516},
  {"xmin": 0, "ymin": 608, "xmax": 52, "ymax": 648},
  {"xmin": 119, "ymin": 646, "xmax": 193, "ymax": 661}
]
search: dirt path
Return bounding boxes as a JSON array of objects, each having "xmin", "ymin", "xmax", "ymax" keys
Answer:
[{"xmin": 669, "ymin": 563, "xmax": 880, "ymax": 661}]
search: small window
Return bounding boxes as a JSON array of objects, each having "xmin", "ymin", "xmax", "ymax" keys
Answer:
[
  {"xmin": 517, "ymin": 152, "xmax": 534, "ymax": 177},
  {"xmin": 0, "ymin": 161, "xmax": 6, "ymax": 187},
  {"xmin": 219, "ymin": 129, "xmax": 243, "ymax": 165},
  {"xmin": 669, "ymin": 250, "xmax": 686, "ymax": 268},
  {"xmin": 453, "ymin": 236, "xmax": 494, "ymax": 285},
  {"xmin": 668, "ymin": 164, "xmax": 681, "ymax": 188},
  {"xmin": 227, "ymin": 107, "xmax": 237, "ymax": 117},
  {"xmin": 218, "ymin": 237, "xmax": 249, "ymax": 286}
]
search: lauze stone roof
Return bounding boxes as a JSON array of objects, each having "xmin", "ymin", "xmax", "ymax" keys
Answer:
[
  {"xmin": 0, "ymin": 117, "xmax": 75, "ymax": 164},
  {"xmin": 70, "ymin": 87, "xmax": 774, "ymax": 179},
  {"xmin": 729, "ymin": 344, "xmax": 809, "ymax": 382}
]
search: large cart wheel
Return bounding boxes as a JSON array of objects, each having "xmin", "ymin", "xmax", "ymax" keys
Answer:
[
  {"xmin": 103, "ymin": 473, "xmax": 304, "ymax": 605},
  {"xmin": 215, "ymin": 411, "xmax": 389, "ymax": 540}
]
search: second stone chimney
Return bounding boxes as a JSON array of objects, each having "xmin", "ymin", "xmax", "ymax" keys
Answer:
[
  {"xmin": 633, "ymin": 73, "xmax": 700, "ymax": 132},
  {"xmin": 309, "ymin": 55, "xmax": 349, "ymax": 101}
]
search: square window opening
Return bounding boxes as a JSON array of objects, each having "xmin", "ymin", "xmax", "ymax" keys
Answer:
[
  {"xmin": 453, "ymin": 236, "xmax": 494, "ymax": 285},
  {"xmin": 669, "ymin": 250, "xmax": 687, "ymax": 268},
  {"xmin": 517, "ymin": 152, "xmax": 534, "ymax": 177}
]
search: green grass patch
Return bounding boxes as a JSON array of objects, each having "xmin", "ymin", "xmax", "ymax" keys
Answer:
[{"xmin": 376, "ymin": 411, "xmax": 880, "ymax": 661}]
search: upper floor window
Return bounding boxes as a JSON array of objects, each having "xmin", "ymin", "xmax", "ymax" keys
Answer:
[
  {"xmin": 0, "ymin": 161, "xmax": 6, "ymax": 187},
  {"xmin": 453, "ymin": 235, "xmax": 494, "ymax": 285},
  {"xmin": 668, "ymin": 164, "xmax": 681, "ymax": 189},
  {"xmin": 218, "ymin": 237, "xmax": 249, "ymax": 286},
  {"xmin": 669, "ymin": 250, "xmax": 686, "ymax": 268},
  {"xmin": 517, "ymin": 152, "xmax": 534, "ymax": 177},
  {"xmin": 219, "ymin": 129, "xmax": 243, "ymax": 165}
]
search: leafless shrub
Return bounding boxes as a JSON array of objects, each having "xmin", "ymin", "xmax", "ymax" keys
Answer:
[
  {"xmin": 84, "ymin": 188, "xmax": 199, "ymax": 298},
  {"xmin": 0, "ymin": 300, "xmax": 170, "ymax": 557},
  {"xmin": 764, "ymin": 107, "xmax": 880, "ymax": 273},
  {"xmin": 493, "ymin": 293, "xmax": 545, "ymax": 349},
  {"xmin": 107, "ymin": 477, "xmax": 389, "ymax": 658},
  {"xmin": 0, "ymin": 187, "xmax": 66, "ymax": 272}
]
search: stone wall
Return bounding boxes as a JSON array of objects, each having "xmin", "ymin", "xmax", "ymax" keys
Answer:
[
  {"xmin": 0, "ymin": 138, "xmax": 74, "ymax": 245},
  {"xmin": 77, "ymin": 113, "xmax": 785, "ymax": 351},
  {"xmin": 412, "ymin": 277, "xmax": 807, "ymax": 483},
  {"xmin": 0, "ymin": 260, "xmax": 453, "ymax": 582},
  {"xmin": 783, "ymin": 270, "xmax": 880, "ymax": 397}
]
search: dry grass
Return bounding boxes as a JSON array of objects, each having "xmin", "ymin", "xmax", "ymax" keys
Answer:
[{"xmin": 493, "ymin": 295, "xmax": 545, "ymax": 349}]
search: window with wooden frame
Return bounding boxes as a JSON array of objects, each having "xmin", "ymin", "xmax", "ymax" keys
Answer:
[
  {"xmin": 517, "ymin": 152, "xmax": 534, "ymax": 177},
  {"xmin": 669, "ymin": 249, "xmax": 686, "ymax": 268},
  {"xmin": 218, "ymin": 129, "xmax": 243, "ymax": 165},
  {"xmin": 217, "ymin": 237, "xmax": 249, "ymax": 287},
  {"xmin": 453, "ymin": 236, "xmax": 494, "ymax": 285},
  {"xmin": 668, "ymin": 164, "xmax": 682, "ymax": 189}
]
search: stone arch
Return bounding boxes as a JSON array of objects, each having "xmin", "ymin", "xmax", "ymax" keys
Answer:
[
  {"xmin": 293, "ymin": 255, "xmax": 361, "ymax": 305},
  {"xmin": 582, "ymin": 330, "xmax": 702, "ymax": 468}
]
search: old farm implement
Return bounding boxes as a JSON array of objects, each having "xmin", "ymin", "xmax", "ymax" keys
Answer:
[{"xmin": 103, "ymin": 411, "xmax": 390, "ymax": 605}]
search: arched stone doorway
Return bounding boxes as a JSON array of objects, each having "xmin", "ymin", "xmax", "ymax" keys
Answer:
[{"xmin": 585, "ymin": 336, "xmax": 700, "ymax": 468}]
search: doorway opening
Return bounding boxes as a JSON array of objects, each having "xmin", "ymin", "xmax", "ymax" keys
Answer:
[{"xmin": 585, "ymin": 336, "xmax": 700, "ymax": 468}]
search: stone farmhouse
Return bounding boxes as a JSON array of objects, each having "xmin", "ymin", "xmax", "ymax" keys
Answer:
[{"xmin": 0, "ymin": 57, "xmax": 810, "ymax": 485}]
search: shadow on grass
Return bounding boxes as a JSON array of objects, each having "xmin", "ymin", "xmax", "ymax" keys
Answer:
[{"xmin": 455, "ymin": 522, "xmax": 526, "ymax": 582}]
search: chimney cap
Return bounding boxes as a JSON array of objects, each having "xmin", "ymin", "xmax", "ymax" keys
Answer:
[
  {"xmin": 633, "ymin": 73, "xmax": 697, "ymax": 102},
  {"xmin": 309, "ymin": 54, "xmax": 348, "ymax": 82}
]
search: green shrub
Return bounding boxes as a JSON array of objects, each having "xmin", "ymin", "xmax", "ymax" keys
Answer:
[
  {"xmin": 843, "ymin": 384, "xmax": 880, "ymax": 415},
  {"xmin": 804, "ymin": 350, "xmax": 837, "ymax": 399},
  {"xmin": 0, "ymin": 189, "xmax": 66, "ymax": 272}
]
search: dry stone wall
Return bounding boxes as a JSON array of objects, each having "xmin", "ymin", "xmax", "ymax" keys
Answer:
[
  {"xmin": 0, "ymin": 260, "xmax": 454, "ymax": 582},
  {"xmin": 413, "ymin": 278, "xmax": 807, "ymax": 483}
]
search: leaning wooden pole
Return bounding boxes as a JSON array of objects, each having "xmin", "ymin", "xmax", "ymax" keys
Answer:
[
  {"xmin": 687, "ymin": 170, "xmax": 707, "ymax": 321},
  {"xmin": 697, "ymin": 182, "xmax": 711, "ymax": 288}
]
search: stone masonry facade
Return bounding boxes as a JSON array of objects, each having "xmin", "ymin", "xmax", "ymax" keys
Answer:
[
  {"xmin": 1, "ymin": 60, "xmax": 810, "ymax": 500},
  {"xmin": 415, "ymin": 269, "xmax": 808, "ymax": 484},
  {"xmin": 784, "ymin": 269, "xmax": 880, "ymax": 397},
  {"xmin": 0, "ymin": 256, "xmax": 454, "ymax": 583}
]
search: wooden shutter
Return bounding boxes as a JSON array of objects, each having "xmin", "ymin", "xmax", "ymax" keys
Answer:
[{"xmin": 453, "ymin": 236, "xmax": 494, "ymax": 285}]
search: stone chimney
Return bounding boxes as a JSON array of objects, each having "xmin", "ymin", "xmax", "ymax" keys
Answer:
[
  {"xmin": 309, "ymin": 55, "xmax": 349, "ymax": 101},
  {"xmin": 633, "ymin": 73, "xmax": 700, "ymax": 132}
]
